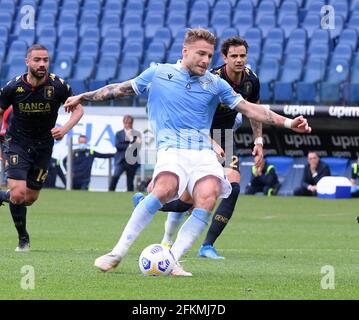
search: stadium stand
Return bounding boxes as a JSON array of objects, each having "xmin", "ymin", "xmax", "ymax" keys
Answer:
[{"xmin": 0, "ymin": 0, "xmax": 357, "ymax": 106}]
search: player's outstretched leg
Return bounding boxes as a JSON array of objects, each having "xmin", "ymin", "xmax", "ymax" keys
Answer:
[
  {"xmin": 94, "ymin": 193, "xmax": 163, "ymax": 272},
  {"xmin": 198, "ymin": 182, "xmax": 240, "ymax": 259},
  {"xmin": 161, "ymin": 211, "xmax": 186, "ymax": 248},
  {"xmin": 9, "ymin": 202, "xmax": 30, "ymax": 252}
]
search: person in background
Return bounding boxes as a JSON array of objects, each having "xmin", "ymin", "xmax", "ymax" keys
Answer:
[
  {"xmin": 109, "ymin": 115, "xmax": 141, "ymax": 192},
  {"xmin": 294, "ymin": 151, "xmax": 331, "ymax": 196},
  {"xmin": 245, "ymin": 159, "xmax": 279, "ymax": 196},
  {"xmin": 44, "ymin": 157, "xmax": 66, "ymax": 188},
  {"xmin": 350, "ymin": 156, "xmax": 359, "ymax": 198},
  {"xmin": 63, "ymin": 135, "xmax": 114, "ymax": 190}
]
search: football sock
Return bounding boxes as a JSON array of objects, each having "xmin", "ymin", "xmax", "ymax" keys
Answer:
[
  {"xmin": 161, "ymin": 211, "xmax": 186, "ymax": 245},
  {"xmin": 111, "ymin": 193, "xmax": 163, "ymax": 257},
  {"xmin": 202, "ymin": 182, "xmax": 240, "ymax": 246},
  {"xmin": 9, "ymin": 202, "xmax": 28, "ymax": 240},
  {"xmin": 160, "ymin": 199, "xmax": 192, "ymax": 213},
  {"xmin": 0, "ymin": 189, "xmax": 10, "ymax": 203},
  {"xmin": 171, "ymin": 208, "xmax": 211, "ymax": 261}
]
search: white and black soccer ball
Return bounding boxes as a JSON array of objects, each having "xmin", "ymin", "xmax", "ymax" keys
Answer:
[{"xmin": 139, "ymin": 244, "xmax": 175, "ymax": 276}]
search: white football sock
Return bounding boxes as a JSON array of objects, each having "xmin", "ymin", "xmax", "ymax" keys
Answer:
[
  {"xmin": 171, "ymin": 208, "xmax": 211, "ymax": 261},
  {"xmin": 111, "ymin": 194, "xmax": 162, "ymax": 257}
]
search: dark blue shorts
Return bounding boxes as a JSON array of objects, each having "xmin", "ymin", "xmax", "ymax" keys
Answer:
[{"xmin": 3, "ymin": 138, "xmax": 54, "ymax": 190}]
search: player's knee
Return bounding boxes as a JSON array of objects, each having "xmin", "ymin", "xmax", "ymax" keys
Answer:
[
  {"xmin": 24, "ymin": 193, "xmax": 39, "ymax": 206},
  {"xmin": 196, "ymin": 193, "xmax": 218, "ymax": 211},
  {"xmin": 10, "ymin": 190, "xmax": 26, "ymax": 205}
]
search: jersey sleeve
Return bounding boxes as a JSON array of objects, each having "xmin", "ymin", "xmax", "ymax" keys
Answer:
[
  {"xmin": 249, "ymin": 74, "xmax": 260, "ymax": 103},
  {"xmin": 217, "ymin": 77, "xmax": 245, "ymax": 110},
  {"xmin": 0, "ymin": 83, "xmax": 13, "ymax": 110},
  {"xmin": 59, "ymin": 80, "xmax": 74, "ymax": 104},
  {"xmin": 130, "ymin": 64, "xmax": 158, "ymax": 95}
]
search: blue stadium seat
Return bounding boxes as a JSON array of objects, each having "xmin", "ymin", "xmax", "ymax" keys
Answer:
[
  {"xmin": 247, "ymin": 43, "xmax": 261, "ymax": 62},
  {"xmin": 104, "ymin": 0, "xmax": 123, "ymax": 14},
  {"xmin": 286, "ymin": 28, "xmax": 307, "ymax": 49},
  {"xmin": 143, "ymin": 41, "xmax": 167, "ymax": 68},
  {"xmin": 152, "ymin": 27, "xmax": 173, "ymax": 49},
  {"xmin": 212, "ymin": 0, "xmax": 232, "ymax": 17},
  {"xmin": 285, "ymin": 43, "xmax": 306, "ymax": 61},
  {"xmin": 265, "ymin": 28, "xmax": 284, "ymax": 46},
  {"xmin": 104, "ymin": 27, "xmax": 123, "ymax": 45},
  {"xmin": 274, "ymin": 57, "xmax": 303, "ymax": 102},
  {"xmin": 347, "ymin": 60, "xmax": 359, "ymax": 103},
  {"xmin": 62, "ymin": 0, "xmax": 80, "ymax": 17},
  {"xmin": 308, "ymin": 43, "xmax": 329, "ymax": 62},
  {"xmin": 88, "ymin": 56, "xmax": 118, "ymax": 90},
  {"xmin": 167, "ymin": 41, "xmax": 183, "ymax": 64},
  {"xmin": 266, "ymin": 156, "xmax": 294, "ymax": 184},
  {"xmin": 18, "ymin": 0, "xmax": 37, "ymax": 7},
  {"xmin": 0, "ymin": 39, "xmax": 6, "ymax": 61},
  {"xmin": 244, "ymin": 28, "xmax": 262, "ymax": 48},
  {"xmin": 211, "ymin": 14, "xmax": 231, "ymax": 37},
  {"xmin": 57, "ymin": 12, "xmax": 77, "ymax": 36},
  {"xmin": 124, "ymin": 28, "xmax": 144, "ymax": 48},
  {"xmin": 40, "ymin": 41, "xmax": 55, "ymax": 60},
  {"xmin": 278, "ymin": 14, "xmax": 298, "ymax": 39},
  {"xmin": 80, "ymin": 12, "xmax": 99, "ymax": 37},
  {"xmin": 5, "ymin": 56, "xmax": 26, "ymax": 80},
  {"xmin": 234, "ymin": 0, "xmax": 254, "ymax": 21},
  {"xmin": 348, "ymin": 13, "xmax": 359, "ymax": 33},
  {"xmin": 18, "ymin": 28, "xmax": 35, "ymax": 47},
  {"xmin": 296, "ymin": 58, "xmax": 326, "ymax": 103},
  {"xmin": 306, "ymin": 0, "xmax": 326, "ymax": 15},
  {"xmin": 166, "ymin": 13, "xmax": 187, "ymax": 38},
  {"xmin": 232, "ymin": 15, "xmax": 253, "ymax": 37},
  {"xmin": 57, "ymin": 40, "xmax": 77, "ymax": 61},
  {"xmin": 52, "ymin": 55, "xmax": 73, "ymax": 79},
  {"xmin": 255, "ymin": 0, "xmax": 276, "ymax": 25},
  {"xmin": 6, "ymin": 40, "xmax": 28, "ymax": 63},
  {"xmin": 328, "ymin": 0, "xmax": 348, "ymax": 21},
  {"xmin": 246, "ymin": 57, "xmax": 257, "ymax": 73},
  {"xmin": 82, "ymin": 0, "xmax": 101, "ymax": 15},
  {"xmin": 320, "ymin": 59, "xmax": 350, "ymax": 103},
  {"xmin": 36, "ymin": 13, "xmax": 56, "ymax": 36},
  {"xmin": 125, "ymin": 0, "xmax": 145, "ymax": 18},
  {"xmin": 40, "ymin": 0, "xmax": 58, "ymax": 15},
  {"xmin": 262, "ymin": 42, "xmax": 283, "ymax": 61},
  {"xmin": 147, "ymin": 0, "xmax": 166, "ymax": 17},
  {"xmin": 0, "ymin": 12, "xmax": 13, "ymax": 32},
  {"xmin": 329, "ymin": 15, "xmax": 344, "ymax": 40},
  {"xmin": 115, "ymin": 56, "xmax": 140, "ymax": 82},
  {"xmin": 78, "ymin": 41, "xmax": 99, "ymax": 61},
  {"xmin": 122, "ymin": 41, "xmax": 144, "ymax": 60},
  {"xmin": 258, "ymin": 57, "xmax": 280, "ymax": 101},
  {"xmin": 257, "ymin": 14, "xmax": 276, "ymax": 38},
  {"xmin": 338, "ymin": 28, "xmax": 358, "ymax": 51},
  {"xmin": 59, "ymin": 26, "xmax": 78, "ymax": 42},
  {"xmin": 302, "ymin": 14, "xmax": 321, "ymax": 38},
  {"xmin": 0, "ymin": 0, "xmax": 15, "ymax": 17},
  {"xmin": 101, "ymin": 40, "xmax": 121, "ymax": 61},
  {"xmin": 190, "ymin": 0, "xmax": 210, "ymax": 22},
  {"xmin": 72, "ymin": 56, "xmax": 95, "ymax": 81},
  {"xmin": 321, "ymin": 157, "xmax": 349, "ymax": 176},
  {"xmin": 123, "ymin": 13, "xmax": 143, "ymax": 38},
  {"xmin": 277, "ymin": 157, "xmax": 306, "ymax": 196},
  {"xmin": 333, "ymin": 43, "xmax": 353, "ymax": 62},
  {"xmin": 278, "ymin": 0, "xmax": 298, "ymax": 24},
  {"xmin": 101, "ymin": 13, "xmax": 121, "ymax": 38},
  {"xmin": 0, "ymin": 26, "xmax": 9, "ymax": 44},
  {"xmin": 145, "ymin": 13, "xmax": 165, "ymax": 41},
  {"xmin": 81, "ymin": 27, "xmax": 100, "ymax": 44},
  {"xmin": 220, "ymin": 27, "xmax": 239, "ymax": 42},
  {"xmin": 189, "ymin": 14, "xmax": 209, "ymax": 29},
  {"xmin": 309, "ymin": 29, "xmax": 331, "ymax": 51},
  {"xmin": 168, "ymin": 0, "xmax": 188, "ymax": 15}
]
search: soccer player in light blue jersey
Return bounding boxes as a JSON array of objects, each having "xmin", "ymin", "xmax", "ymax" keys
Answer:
[{"xmin": 64, "ymin": 28, "xmax": 311, "ymax": 276}]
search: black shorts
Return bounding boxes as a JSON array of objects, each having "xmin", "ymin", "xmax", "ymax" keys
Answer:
[{"xmin": 3, "ymin": 138, "xmax": 54, "ymax": 190}]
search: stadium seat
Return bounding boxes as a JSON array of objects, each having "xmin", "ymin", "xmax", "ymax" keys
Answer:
[
  {"xmin": 37, "ymin": 13, "xmax": 56, "ymax": 36},
  {"xmin": 332, "ymin": 44, "xmax": 353, "ymax": 62},
  {"xmin": 167, "ymin": 41, "xmax": 183, "ymax": 63},
  {"xmin": 277, "ymin": 157, "xmax": 306, "ymax": 196},
  {"xmin": 61, "ymin": 0, "xmax": 80, "ymax": 17},
  {"xmin": 255, "ymin": 0, "xmax": 276, "ymax": 25},
  {"xmin": 286, "ymin": 28, "xmax": 307, "ymax": 49},
  {"xmin": 123, "ymin": 13, "xmax": 143, "ymax": 38},
  {"xmin": 125, "ymin": 0, "xmax": 145, "ymax": 18},
  {"xmin": 6, "ymin": 40, "xmax": 28, "ymax": 63},
  {"xmin": 168, "ymin": 0, "xmax": 188, "ymax": 15},
  {"xmin": 278, "ymin": 14, "xmax": 298, "ymax": 39},
  {"xmin": 5, "ymin": 56, "xmax": 27, "ymax": 80},
  {"xmin": 101, "ymin": 13, "xmax": 121, "ymax": 38},
  {"xmin": 152, "ymin": 27, "xmax": 173, "ymax": 49},
  {"xmin": 329, "ymin": 15, "xmax": 344, "ymax": 40},
  {"xmin": 257, "ymin": 14, "xmax": 276, "ymax": 38},
  {"xmin": 244, "ymin": 28, "xmax": 262, "ymax": 48},
  {"xmin": 104, "ymin": 0, "xmax": 123, "ymax": 14},
  {"xmin": 262, "ymin": 43, "xmax": 283, "ymax": 61},
  {"xmin": 81, "ymin": 27, "xmax": 100, "ymax": 44},
  {"xmin": 265, "ymin": 156, "xmax": 294, "ymax": 185},
  {"xmin": 78, "ymin": 41, "xmax": 99, "ymax": 61},
  {"xmin": 247, "ymin": 43, "xmax": 261, "ymax": 63},
  {"xmin": 337, "ymin": 28, "xmax": 358, "ymax": 51},
  {"xmin": 258, "ymin": 57, "xmax": 280, "ymax": 101},
  {"xmin": 347, "ymin": 13, "xmax": 359, "ymax": 33},
  {"xmin": 104, "ymin": 27, "xmax": 123, "ymax": 45},
  {"xmin": 321, "ymin": 157, "xmax": 349, "ymax": 176},
  {"xmin": 232, "ymin": 15, "xmax": 253, "ymax": 37},
  {"xmin": 0, "ymin": 0, "xmax": 15, "ymax": 17},
  {"xmin": 274, "ymin": 57, "xmax": 303, "ymax": 102},
  {"xmin": 101, "ymin": 40, "xmax": 121, "ymax": 61},
  {"xmin": 80, "ymin": 12, "xmax": 99, "ymax": 37},
  {"xmin": 265, "ymin": 28, "xmax": 284, "ymax": 46},
  {"xmin": 40, "ymin": 41, "xmax": 55, "ymax": 60},
  {"xmin": 329, "ymin": 0, "xmax": 349, "ymax": 21},
  {"xmin": 246, "ymin": 57, "xmax": 257, "ymax": 73},
  {"xmin": 0, "ymin": 12, "xmax": 13, "ymax": 31},
  {"xmin": 53, "ymin": 55, "xmax": 73, "ymax": 79},
  {"xmin": 166, "ymin": 13, "xmax": 187, "ymax": 38},
  {"xmin": 145, "ymin": 13, "xmax": 165, "ymax": 41},
  {"xmin": 59, "ymin": 26, "xmax": 78, "ymax": 43},
  {"xmin": 320, "ymin": 59, "xmax": 350, "ymax": 104},
  {"xmin": 211, "ymin": 14, "xmax": 231, "ymax": 38},
  {"xmin": 57, "ymin": 40, "xmax": 77, "ymax": 61},
  {"xmin": 302, "ymin": 14, "xmax": 321, "ymax": 38},
  {"xmin": 308, "ymin": 29, "xmax": 331, "ymax": 51},
  {"xmin": 122, "ymin": 41, "xmax": 144, "ymax": 60},
  {"xmin": 82, "ymin": 0, "xmax": 101, "ymax": 15},
  {"xmin": 72, "ymin": 56, "xmax": 95, "ymax": 81},
  {"xmin": 296, "ymin": 58, "xmax": 326, "ymax": 103},
  {"xmin": 115, "ymin": 56, "xmax": 140, "ymax": 83},
  {"xmin": 0, "ymin": 26, "xmax": 9, "ymax": 44},
  {"xmin": 57, "ymin": 12, "xmax": 77, "ymax": 36},
  {"xmin": 306, "ymin": 0, "xmax": 326, "ymax": 15},
  {"xmin": 17, "ymin": 29, "xmax": 35, "ymax": 47},
  {"xmin": 285, "ymin": 43, "xmax": 306, "ymax": 61},
  {"xmin": 147, "ymin": 0, "xmax": 166, "ymax": 17},
  {"xmin": 143, "ymin": 41, "xmax": 167, "ymax": 68},
  {"xmin": 220, "ymin": 27, "xmax": 240, "ymax": 42},
  {"xmin": 278, "ymin": 0, "xmax": 298, "ymax": 24},
  {"xmin": 347, "ymin": 60, "xmax": 359, "ymax": 103},
  {"xmin": 212, "ymin": 0, "xmax": 232, "ymax": 17},
  {"xmin": 189, "ymin": 14, "xmax": 209, "ymax": 29},
  {"xmin": 89, "ymin": 56, "xmax": 118, "ymax": 90},
  {"xmin": 234, "ymin": 0, "xmax": 254, "ymax": 22},
  {"xmin": 40, "ymin": 0, "xmax": 58, "ymax": 15},
  {"xmin": 308, "ymin": 43, "xmax": 329, "ymax": 62}
]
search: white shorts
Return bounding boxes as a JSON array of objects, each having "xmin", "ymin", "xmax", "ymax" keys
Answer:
[{"xmin": 152, "ymin": 148, "xmax": 232, "ymax": 201}]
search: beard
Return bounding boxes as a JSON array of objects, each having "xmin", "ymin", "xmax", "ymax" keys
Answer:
[{"xmin": 29, "ymin": 66, "xmax": 47, "ymax": 79}]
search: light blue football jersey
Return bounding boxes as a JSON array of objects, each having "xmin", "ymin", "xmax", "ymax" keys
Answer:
[{"xmin": 131, "ymin": 61, "xmax": 244, "ymax": 150}]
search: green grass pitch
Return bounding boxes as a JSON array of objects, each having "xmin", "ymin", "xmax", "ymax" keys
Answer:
[{"xmin": 0, "ymin": 189, "xmax": 358, "ymax": 300}]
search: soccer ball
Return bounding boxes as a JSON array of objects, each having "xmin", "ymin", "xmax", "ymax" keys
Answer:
[{"xmin": 139, "ymin": 244, "xmax": 175, "ymax": 276}]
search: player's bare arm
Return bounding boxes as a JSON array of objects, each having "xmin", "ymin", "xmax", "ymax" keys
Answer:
[
  {"xmin": 250, "ymin": 100, "xmax": 264, "ymax": 169},
  {"xmin": 235, "ymin": 100, "xmax": 312, "ymax": 133},
  {"xmin": 51, "ymin": 104, "xmax": 84, "ymax": 140},
  {"xmin": 64, "ymin": 81, "xmax": 135, "ymax": 112}
]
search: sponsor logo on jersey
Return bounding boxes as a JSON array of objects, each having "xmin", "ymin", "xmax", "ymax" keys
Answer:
[
  {"xmin": 16, "ymin": 86, "xmax": 25, "ymax": 93},
  {"xmin": 18, "ymin": 102, "xmax": 51, "ymax": 112}
]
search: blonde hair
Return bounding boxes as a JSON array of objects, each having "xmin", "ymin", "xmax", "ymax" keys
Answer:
[{"xmin": 183, "ymin": 28, "xmax": 216, "ymax": 46}]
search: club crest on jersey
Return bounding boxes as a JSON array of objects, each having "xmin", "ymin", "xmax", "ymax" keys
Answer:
[
  {"xmin": 10, "ymin": 155, "xmax": 18, "ymax": 165},
  {"xmin": 16, "ymin": 87, "xmax": 25, "ymax": 93},
  {"xmin": 199, "ymin": 79, "xmax": 212, "ymax": 90},
  {"xmin": 243, "ymin": 81, "xmax": 253, "ymax": 96},
  {"xmin": 44, "ymin": 86, "xmax": 54, "ymax": 99}
]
